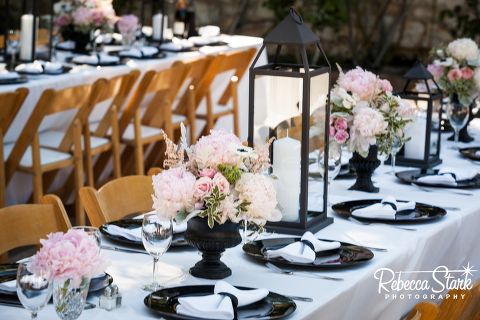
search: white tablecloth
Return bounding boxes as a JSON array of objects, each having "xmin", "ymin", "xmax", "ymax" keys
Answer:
[
  {"xmin": 2, "ymin": 124, "xmax": 480, "ymax": 320},
  {"xmin": 3, "ymin": 35, "xmax": 266, "ymax": 206}
]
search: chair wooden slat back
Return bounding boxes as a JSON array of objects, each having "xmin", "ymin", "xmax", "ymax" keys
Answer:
[
  {"xmin": 0, "ymin": 194, "xmax": 71, "ymax": 258},
  {"xmin": 436, "ymin": 287, "xmax": 473, "ymax": 320},
  {"xmin": 406, "ymin": 301, "xmax": 440, "ymax": 320},
  {"xmin": 459, "ymin": 278, "xmax": 480, "ymax": 320},
  {"xmin": 0, "ymin": 88, "xmax": 28, "ymax": 135},
  {"xmin": 80, "ymin": 175, "xmax": 154, "ymax": 228}
]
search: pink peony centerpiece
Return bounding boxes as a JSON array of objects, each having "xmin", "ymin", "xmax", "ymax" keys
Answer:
[{"xmin": 117, "ymin": 14, "xmax": 138, "ymax": 36}]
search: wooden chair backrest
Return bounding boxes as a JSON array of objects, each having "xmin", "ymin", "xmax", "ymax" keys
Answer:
[
  {"xmin": 0, "ymin": 194, "xmax": 71, "ymax": 255},
  {"xmin": 147, "ymin": 167, "xmax": 163, "ymax": 176},
  {"xmin": 4, "ymin": 80, "xmax": 106, "ymax": 183},
  {"xmin": 80, "ymin": 175, "xmax": 154, "ymax": 228},
  {"xmin": 0, "ymin": 88, "xmax": 28, "ymax": 136},
  {"xmin": 119, "ymin": 63, "xmax": 192, "ymax": 134},
  {"xmin": 172, "ymin": 56, "xmax": 215, "ymax": 115},
  {"xmin": 459, "ymin": 278, "xmax": 480, "ymax": 320},
  {"xmin": 436, "ymin": 287, "xmax": 473, "ymax": 320},
  {"xmin": 406, "ymin": 301, "xmax": 440, "ymax": 320},
  {"xmin": 92, "ymin": 70, "xmax": 140, "ymax": 137}
]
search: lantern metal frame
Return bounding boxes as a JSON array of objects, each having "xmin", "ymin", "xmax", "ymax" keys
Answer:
[
  {"xmin": 248, "ymin": 7, "xmax": 333, "ymax": 235},
  {"xmin": 140, "ymin": 0, "xmax": 168, "ymax": 43},
  {"xmin": 389, "ymin": 59, "xmax": 444, "ymax": 169}
]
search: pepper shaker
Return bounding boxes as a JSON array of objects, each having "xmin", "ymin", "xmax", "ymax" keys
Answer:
[
  {"xmin": 112, "ymin": 284, "xmax": 122, "ymax": 308},
  {"xmin": 99, "ymin": 286, "xmax": 116, "ymax": 311}
]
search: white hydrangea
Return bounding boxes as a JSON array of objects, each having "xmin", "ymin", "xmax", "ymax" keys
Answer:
[{"xmin": 446, "ymin": 38, "xmax": 479, "ymax": 61}]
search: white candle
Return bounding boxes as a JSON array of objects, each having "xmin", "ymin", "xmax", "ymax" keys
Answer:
[
  {"xmin": 152, "ymin": 13, "xmax": 163, "ymax": 40},
  {"xmin": 20, "ymin": 14, "xmax": 35, "ymax": 61},
  {"xmin": 404, "ymin": 116, "xmax": 426, "ymax": 160},
  {"xmin": 273, "ymin": 137, "xmax": 301, "ymax": 222}
]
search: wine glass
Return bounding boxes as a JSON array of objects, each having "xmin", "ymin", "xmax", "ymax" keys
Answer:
[
  {"xmin": 384, "ymin": 137, "xmax": 400, "ymax": 175},
  {"xmin": 7, "ymin": 30, "xmax": 20, "ymax": 69},
  {"xmin": 141, "ymin": 213, "xmax": 173, "ymax": 291},
  {"xmin": 49, "ymin": 31, "xmax": 61, "ymax": 62},
  {"xmin": 17, "ymin": 259, "xmax": 53, "ymax": 320},
  {"xmin": 446, "ymin": 98, "xmax": 469, "ymax": 150},
  {"xmin": 72, "ymin": 226, "xmax": 101, "ymax": 251},
  {"xmin": 318, "ymin": 144, "xmax": 342, "ymax": 206}
]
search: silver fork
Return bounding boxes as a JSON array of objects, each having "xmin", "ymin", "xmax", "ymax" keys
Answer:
[
  {"xmin": 348, "ymin": 216, "xmax": 417, "ymax": 232},
  {"xmin": 265, "ymin": 262, "xmax": 343, "ymax": 281},
  {"xmin": 411, "ymin": 183, "xmax": 473, "ymax": 196},
  {"xmin": 281, "ymin": 295, "xmax": 313, "ymax": 302}
]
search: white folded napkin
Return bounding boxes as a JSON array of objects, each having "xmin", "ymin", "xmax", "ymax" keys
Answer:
[
  {"xmin": 266, "ymin": 232, "xmax": 341, "ymax": 263},
  {"xmin": 160, "ymin": 38, "xmax": 194, "ymax": 51},
  {"xmin": 476, "ymin": 151, "xmax": 480, "ymax": 157},
  {"xmin": 416, "ymin": 167, "xmax": 478, "ymax": 186},
  {"xmin": 189, "ymin": 36, "xmax": 220, "ymax": 46},
  {"xmin": 198, "ymin": 25, "xmax": 221, "ymax": 37},
  {"xmin": 0, "ymin": 279, "xmax": 16, "ymax": 292},
  {"xmin": 72, "ymin": 54, "xmax": 120, "ymax": 65},
  {"xmin": 352, "ymin": 196, "xmax": 416, "ymax": 220},
  {"xmin": 57, "ymin": 40, "xmax": 76, "ymax": 50},
  {"xmin": 0, "ymin": 70, "xmax": 20, "ymax": 80},
  {"xmin": 119, "ymin": 46, "xmax": 159, "ymax": 58},
  {"xmin": 106, "ymin": 223, "xmax": 187, "ymax": 241},
  {"xmin": 15, "ymin": 60, "xmax": 62, "ymax": 74},
  {"xmin": 176, "ymin": 281, "xmax": 269, "ymax": 320}
]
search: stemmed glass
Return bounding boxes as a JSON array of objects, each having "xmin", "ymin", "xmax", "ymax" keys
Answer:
[
  {"xmin": 17, "ymin": 259, "xmax": 53, "ymax": 319},
  {"xmin": 142, "ymin": 213, "xmax": 173, "ymax": 292},
  {"xmin": 318, "ymin": 144, "xmax": 342, "ymax": 206},
  {"xmin": 7, "ymin": 30, "xmax": 20, "ymax": 69},
  {"xmin": 72, "ymin": 226, "xmax": 101, "ymax": 251},
  {"xmin": 384, "ymin": 137, "xmax": 400, "ymax": 175},
  {"xmin": 446, "ymin": 98, "xmax": 469, "ymax": 150},
  {"xmin": 49, "ymin": 32, "xmax": 61, "ymax": 62}
]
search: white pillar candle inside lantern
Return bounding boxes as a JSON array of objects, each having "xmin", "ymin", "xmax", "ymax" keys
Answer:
[
  {"xmin": 273, "ymin": 136, "xmax": 301, "ymax": 222},
  {"xmin": 20, "ymin": 14, "xmax": 38, "ymax": 61},
  {"xmin": 404, "ymin": 114, "xmax": 426, "ymax": 160},
  {"xmin": 152, "ymin": 13, "xmax": 163, "ymax": 40}
]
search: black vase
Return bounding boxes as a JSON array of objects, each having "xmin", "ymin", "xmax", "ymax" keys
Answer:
[
  {"xmin": 184, "ymin": 216, "xmax": 242, "ymax": 279},
  {"xmin": 62, "ymin": 26, "xmax": 90, "ymax": 54},
  {"xmin": 348, "ymin": 145, "xmax": 381, "ymax": 193},
  {"xmin": 448, "ymin": 97, "xmax": 476, "ymax": 143}
]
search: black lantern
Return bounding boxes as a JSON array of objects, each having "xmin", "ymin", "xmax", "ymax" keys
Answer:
[
  {"xmin": 248, "ymin": 7, "xmax": 332, "ymax": 235},
  {"xmin": 3, "ymin": 0, "xmax": 55, "ymax": 63},
  {"xmin": 141, "ymin": 0, "xmax": 177, "ymax": 43},
  {"xmin": 389, "ymin": 59, "xmax": 444, "ymax": 168}
]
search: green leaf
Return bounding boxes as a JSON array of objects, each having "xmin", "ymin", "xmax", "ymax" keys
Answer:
[{"xmin": 208, "ymin": 215, "xmax": 214, "ymax": 228}]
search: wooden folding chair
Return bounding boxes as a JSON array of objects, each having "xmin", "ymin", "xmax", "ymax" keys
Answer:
[
  {"xmin": 459, "ymin": 278, "xmax": 480, "ymax": 320},
  {"xmin": 118, "ymin": 63, "xmax": 192, "ymax": 175},
  {"xmin": 406, "ymin": 301, "xmax": 440, "ymax": 320},
  {"xmin": 0, "ymin": 88, "xmax": 28, "ymax": 208},
  {"xmin": 147, "ymin": 167, "xmax": 163, "ymax": 176},
  {"xmin": 4, "ymin": 80, "xmax": 105, "ymax": 226},
  {"xmin": 79, "ymin": 175, "xmax": 154, "ymax": 228},
  {"xmin": 196, "ymin": 47, "xmax": 257, "ymax": 138},
  {"xmin": 0, "ymin": 194, "xmax": 71, "ymax": 263}
]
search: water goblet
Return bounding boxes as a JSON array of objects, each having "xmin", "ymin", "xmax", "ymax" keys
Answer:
[
  {"xmin": 446, "ymin": 98, "xmax": 469, "ymax": 150},
  {"xmin": 384, "ymin": 137, "xmax": 400, "ymax": 175},
  {"xmin": 72, "ymin": 226, "xmax": 101, "ymax": 251},
  {"xmin": 17, "ymin": 259, "xmax": 53, "ymax": 319},
  {"xmin": 318, "ymin": 144, "xmax": 342, "ymax": 206},
  {"xmin": 141, "ymin": 213, "xmax": 173, "ymax": 292},
  {"xmin": 7, "ymin": 30, "xmax": 20, "ymax": 69}
]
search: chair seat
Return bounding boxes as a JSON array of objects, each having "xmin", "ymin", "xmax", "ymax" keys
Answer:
[
  {"xmin": 4, "ymin": 143, "xmax": 72, "ymax": 168},
  {"xmin": 196, "ymin": 105, "xmax": 233, "ymax": 116},
  {"xmin": 38, "ymin": 131, "xmax": 110, "ymax": 151}
]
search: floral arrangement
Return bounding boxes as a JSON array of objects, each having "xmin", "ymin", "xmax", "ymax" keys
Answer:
[
  {"xmin": 117, "ymin": 14, "xmax": 138, "ymax": 37},
  {"xmin": 151, "ymin": 125, "xmax": 281, "ymax": 232},
  {"xmin": 311, "ymin": 65, "xmax": 415, "ymax": 157},
  {"xmin": 31, "ymin": 229, "xmax": 109, "ymax": 285},
  {"xmin": 54, "ymin": 0, "xmax": 118, "ymax": 34},
  {"xmin": 428, "ymin": 38, "xmax": 480, "ymax": 105}
]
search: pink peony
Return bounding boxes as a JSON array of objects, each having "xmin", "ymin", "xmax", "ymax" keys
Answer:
[
  {"xmin": 193, "ymin": 176, "xmax": 213, "ymax": 199},
  {"xmin": 90, "ymin": 9, "xmax": 105, "ymax": 26},
  {"xmin": 448, "ymin": 69, "xmax": 462, "ymax": 84},
  {"xmin": 54, "ymin": 15, "xmax": 67, "ymax": 27},
  {"xmin": 427, "ymin": 64, "xmax": 444, "ymax": 80},
  {"xmin": 72, "ymin": 6, "xmax": 92, "ymax": 26},
  {"xmin": 461, "ymin": 67, "xmax": 474, "ymax": 80},
  {"xmin": 338, "ymin": 67, "xmax": 380, "ymax": 101},
  {"xmin": 117, "ymin": 14, "xmax": 138, "ymax": 35},
  {"xmin": 334, "ymin": 130, "xmax": 349, "ymax": 144},
  {"xmin": 200, "ymin": 168, "xmax": 216, "ymax": 179},
  {"xmin": 380, "ymin": 79, "xmax": 393, "ymax": 92},
  {"xmin": 334, "ymin": 117, "xmax": 348, "ymax": 131},
  {"xmin": 329, "ymin": 116, "xmax": 334, "ymax": 126},
  {"xmin": 212, "ymin": 173, "xmax": 230, "ymax": 194},
  {"xmin": 353, "ymin": 107, "xmax": 387, "ymax": 138},
  {"xmin": 329, "ymin": 126, "xmax": 336, "ymax": 137},
  {"xmin": 396, "ymin": 100, "xmax": 415, "ymax": 118},
  {"xmin": 32, "ymin": 229, "xmax": 109, "ymax": 283},
  {"xmin": 194, "ymin": 130, "xmax": 242, "ymax": 168},
  {"xmin": 152, "ymin": 166, "xmax": 197, "ymax": 219}
]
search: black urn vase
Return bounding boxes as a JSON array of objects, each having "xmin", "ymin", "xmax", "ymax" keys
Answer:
[
  {"xmin": 62, "ymin": 26, "xmax": 90, "ymax": 54},
  {"xmin": 348, "ymin": 145, "xmax": 381, "ymax": 193},
  {"xmin": 183, "ymin": 216, "xmax": 242, "ymax": 279}
]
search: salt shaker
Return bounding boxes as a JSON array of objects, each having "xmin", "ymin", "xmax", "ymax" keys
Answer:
[
  {"xmin": 99, "ymin": 286, "xmax": 116, "ymax": 311},
  {"xmin": 112, "ymin": 284, "xmax": 122, "ymax": 308}
]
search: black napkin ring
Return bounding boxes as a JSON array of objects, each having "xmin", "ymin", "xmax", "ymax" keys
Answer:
[
  {"xmin": 301, "ymin": 239, "xmax": 315, "ymax": 252},
  {"xmin": 218, "ymin": 292, "xmax": 238, "ymax": 308},
  {"xmin": 382, "ymin": 201, "xmax": 397, "ymax": 211},
  {"xmin": 440, "ymin": 172, "xmax": 457, "ymax": 180},
  {"xmin": 96, "ymin": 53, "xmax": 101, "ymax": 65}
]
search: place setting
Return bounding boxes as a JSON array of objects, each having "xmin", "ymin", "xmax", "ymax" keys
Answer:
[
  {"xmin": 14, "ymin": 60, "xmax": 71, "ymax": 75},
  {"xmin": 395, "ymin": 166, "xmax": 480, "ymax": 190}
]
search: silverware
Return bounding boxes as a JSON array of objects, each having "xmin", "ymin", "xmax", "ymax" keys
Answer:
[
  {"xmin": 467, "ymin": 158, "xmax": 480, "ymax": 166},
  {"xmin": 281, "ymin": 294, "xmax": 313, "ymax": 302},
  {"xmin": 439, "ymin": 206, "xmax": 460, "ymax": 211},
  {"xmin": 265, "ymin": 263, "xmax": 343, "ymax": 282},
  {"xmin": 84, "ymin": 302, "xmax": 96, "ymax": 310},
  {"xmin": 356, "ymin": 245, "xmax": 387, "ymax": 252},
  {"xmin": 348, "ymin": 216, "xmax": 417, "ymax": 232},
  {"xmin": 101, "ymin": 245, "xmax": 149, "ymax": 255},
  {"xmin": 411, "ymin": 183, "xmax": 473, "ymax": 196}
]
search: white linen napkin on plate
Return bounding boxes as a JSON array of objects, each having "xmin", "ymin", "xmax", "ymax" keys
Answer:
[
  {"xmin": 56, "ymin": 40, "xmax": 76, "ymax": 50},
  {"xmin": 189, "ymin": 36, "xmax": 220, "ymax": 46},
  {"xmin": 198, "ymin": 25, "xmax": 221, "ymax": 37},
  {"xmin": 0, "ymin": 279, "xmax": 16, "ymax": 292},
  {"xmin": 160, "ymin": 38, "xmax": 194, "ymax": 51},
  {"xmin": 416, "ymin": 167, "xmax": 477, "ymax": 186},
  {"xmin": 72, "ymin": 54, "xmax": 120, "ymax": 65},
  {"xmin": 15, "ymin": 60, "xmax": 62, "ymax": 74},
  {"xmin": 176, "ymin": 281, "xmax": 269, "ymax": 320},
  {"xmin": 265, "ymin": 232, "xmax": 341, "ymax": 263},
  {"xmin": 352, "ymin": 196, "xmax": 416, "ymax": 219},
  {"xmin": 106, "ymin": 223, "xmax": 187, "ymax": 241},
  {"xmin": 119, "ymin": 46, "xmax": 159, "ymax": 58},
  {"xmin": 0, "ymin": 70, "xmax": 20, "ymax": 80}
]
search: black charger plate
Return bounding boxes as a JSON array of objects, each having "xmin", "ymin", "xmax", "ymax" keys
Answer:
[
  {"xmin": 396, "ymin": 169, "xmax": 480, "ymax": 188},
  {"xmin": 109, "ymin": 49, "xmax": 166, "ymax": 60},
  {"xmin": 100, "ymin": 219, "xmax": 188, "ymax": 247},
  {"xmin": 243, "ymin": 238, "xmax": 373, "ymax": 267},
  {"xmin": 144, "ymin": 285, "xmax": 296, "ymax": 320},
  {"xmin": 0, "ymin": 76, "xmax": 28, "ymax": 85},
  {"xmin": 332, "ymin": 199, "xmax": 447, "ymax": 222},
  {"xmin": 459, "ymin": 147, "xmax": 480, "ymax": 161}
]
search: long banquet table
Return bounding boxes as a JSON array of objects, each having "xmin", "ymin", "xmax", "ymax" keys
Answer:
[
  {"xmin": 2, "ymin": 122, "xmax": 480, "ymax": 320},
  {"xmin": 2, "ymin": 35, "xmax": 266, "ymax": 206}
]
